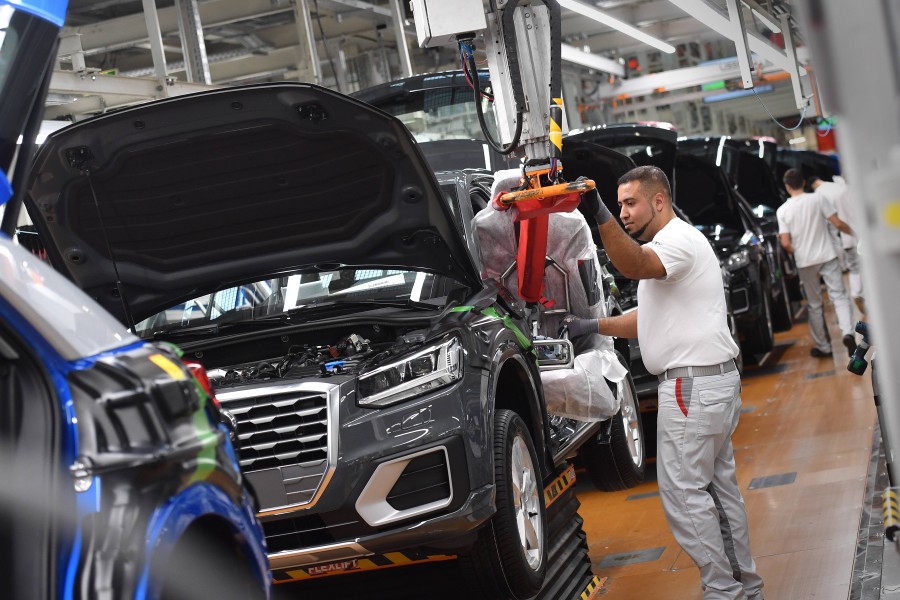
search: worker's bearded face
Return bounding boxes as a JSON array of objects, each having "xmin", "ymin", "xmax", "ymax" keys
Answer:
[
  {"xmin": 627, "ymin": 198, "xmax": 656, "ymax": 240},
  {"xmin": 618, "ymin": 181, "xmax": 657, "ymax": 241}
]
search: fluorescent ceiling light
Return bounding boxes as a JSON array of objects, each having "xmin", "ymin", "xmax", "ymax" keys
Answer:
[
  {"xmin": 561, "ymin": 43, "xmax": 625, "ymax": 76},
  {"xmin": 557, "ymin": 0, "xmax": 677, "ymax": 54}
]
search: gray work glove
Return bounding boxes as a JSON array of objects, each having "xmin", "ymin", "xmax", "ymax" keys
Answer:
[
  {"xmin": 558, "ymin": 314, "xmax": 598, "ymax": 338},
  {"xmin": 576, "ymin": 177, "xmax": 613, "ymax": 225}
]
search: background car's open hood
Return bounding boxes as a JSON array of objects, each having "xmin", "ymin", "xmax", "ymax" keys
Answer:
[
  {"xmin": 26, "ymin": 83, "xmax": 482, "ymax": 324},
  {"xmin": 567, "ymin": 124, "xmax": 677, "ymax": 187}
]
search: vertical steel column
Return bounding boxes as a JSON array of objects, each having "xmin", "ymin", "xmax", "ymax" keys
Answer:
[
  {"xmin": 390, "ymin": 0, "xmax": 413, "ymax": 77},
  {"xmin": 779, "ymin": 13, "xmax": 807, "ymax": 111},
  {"xmin": 336, "ymin": 45, "xmax": 350, "ymax": 92},
  {"xmin": 141, "ymin": 0, "xmax": 170, "ymax": 95},
  {"xmin": 724, "ymin": 0, "xmax": 754, "ymax": 89},
  {"xmin": 294, "ymin": 0, "xmax": 322, "ymax": 84},
  {"xmin": 175, "ymin": 0, "xmax": 211, "ymax": 84}
]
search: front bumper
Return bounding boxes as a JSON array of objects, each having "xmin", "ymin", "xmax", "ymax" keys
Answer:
[
  {"xmin": 268, "ymin": 482, "xmax": 494, "ymax": 578},
  {"xmin": 219, "ymin": 370, "xmax": 495, "ymax": 572}
]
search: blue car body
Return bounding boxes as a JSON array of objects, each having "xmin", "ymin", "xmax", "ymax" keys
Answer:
[{"xmin": 0, "ymin": 2, "xmax": 270, "ymax": 598}]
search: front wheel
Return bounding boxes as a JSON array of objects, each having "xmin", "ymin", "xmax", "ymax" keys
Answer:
[
  {"xmin": 460, "ymin": 409, "xmax": 547, "ymax": 599},
  {"xmin": 581, "ymin": 351, "xmax": 645, "ymax": 492}
]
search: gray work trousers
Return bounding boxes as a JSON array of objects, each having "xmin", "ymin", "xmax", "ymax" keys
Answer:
[
  {"xmin": 843, "ymin": 246, "xmax": 863, "ymax": 299},
  {"xmin": 797, "ymin": 257, "xmax": 854, "ymax": 352},
  {"xmin": 657, "ymin": 371, "xmax": 764, "ymax": 600}
]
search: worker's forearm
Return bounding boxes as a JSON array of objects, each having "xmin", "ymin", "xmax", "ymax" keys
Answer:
[
  {"xmin": 598, "ymin": 310, "xmax": 638, "ymax": 339},
  {"xmin": 597, "ymin": 220, "xmax": 649, "ymax": 280}
]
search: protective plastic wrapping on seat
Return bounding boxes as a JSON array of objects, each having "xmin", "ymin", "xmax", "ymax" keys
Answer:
[{"xmin": 472, "ymin": 203, "xmax": 627, "ymax": 421}]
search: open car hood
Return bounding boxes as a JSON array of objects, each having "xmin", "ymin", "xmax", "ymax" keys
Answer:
[
  {"xmin": 560, "ymin": 138, "xmax": 636, "ymax": 229},
  {"xmin": 25, "ymin": 83, "xmax": 482, "ymax": 324},
  {"xmin": 566, "ymin": 124, "xmax": 677, "ymax": 186},
  {"xmin": 680, "ymin": 137, "xmax": 786, "ymax": 209}
]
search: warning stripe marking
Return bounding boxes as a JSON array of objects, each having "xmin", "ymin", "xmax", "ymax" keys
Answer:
[
  {"xmin": 544, "ymin": 463, "xmax": 577, "ymax": 508},
  {"xmin": 884, "ymin": 489, "xmax": 899, "ymax": 526},
  {"xmin": 148, "ymin": 354, "xmax": 188, "ymax": 380},
  {"xmin": 580, "ymin": 575, "xmax": 607, "ymax": 599},
  {"xmin": 272, "ymin": 552, "xmax": 457, "ymax": 584}
]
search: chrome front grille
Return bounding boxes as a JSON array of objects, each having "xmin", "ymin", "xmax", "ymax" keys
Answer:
[{"xmin": 218, "ymin": 383, "xmax": 335, "ymax": 511}]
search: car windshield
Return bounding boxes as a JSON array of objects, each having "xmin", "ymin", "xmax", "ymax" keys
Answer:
[
  {"xmin": 134, "ymin": 268, "xmax": 455, "ymax": 338},
  {"xmin": 373, "ymin": 86, "xmax": 497, "ymax": 143}
]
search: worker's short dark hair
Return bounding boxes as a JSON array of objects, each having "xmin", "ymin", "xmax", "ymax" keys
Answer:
[
  {"xmin": 618, "ymin": 165, "xmax": 672, "ymax": 201},
  {"xmin": 783, "ymin": 168, "xmax": 805, "ymax": 190}
]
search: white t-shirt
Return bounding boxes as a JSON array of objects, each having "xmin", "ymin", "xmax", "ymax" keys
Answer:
[
  {"xmin": 816, "ymin": 180, "xmax": 857, "ymax": 249},
  {"xmin": 776, "ymin": 192, "xmax": 838, "ymax": 268},
  {"xmin": 637, "ymin": 218, "xmax": 739, "ymax": 375}
]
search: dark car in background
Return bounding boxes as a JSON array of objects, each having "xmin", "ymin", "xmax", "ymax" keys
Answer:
[
  {"xmin": 569, "ymin": 124, "xmax": 782, "ymax": 357},
  {"xmin": 352, "ymin": 71, "xmax": 520, "ymax": 173},
  {"xmin": 680, "ymin": 136, "xmax": 802, "ymax": 321},
  {"xmin": 21, "ymin": 82, "xmax": 645, "ymax": 599},
  {"xmin": 776, "ymin": 147, "xmax": 838, "ymax": 190}
]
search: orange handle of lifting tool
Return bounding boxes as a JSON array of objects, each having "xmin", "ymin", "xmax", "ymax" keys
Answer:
[{"xmin": 499, "ymin": 178, "xmax": 595, "ymax": 205}]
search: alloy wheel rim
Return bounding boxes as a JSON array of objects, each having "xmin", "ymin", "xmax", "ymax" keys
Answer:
[
  {"xmin": 619, "ymin": 380, "xmax": 643, "ymax": 468},
  {"xmin": 511, "ymin": 434, "xmax": 543, "ymax": 570}
]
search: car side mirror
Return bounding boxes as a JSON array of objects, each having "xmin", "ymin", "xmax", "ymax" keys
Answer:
[{"xmin": 534, "ymin": 337, "xmax": 575, "ymax": 371}]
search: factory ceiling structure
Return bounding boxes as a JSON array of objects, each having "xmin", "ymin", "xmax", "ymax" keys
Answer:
[{"xmin": 48, "ymin": 0, "xmax": 812, "ymax": 138}]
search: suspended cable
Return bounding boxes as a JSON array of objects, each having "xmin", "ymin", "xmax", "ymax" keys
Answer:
[{"xmin": 752, "ymin": 87, "xmax": 807, "ymax": 131}]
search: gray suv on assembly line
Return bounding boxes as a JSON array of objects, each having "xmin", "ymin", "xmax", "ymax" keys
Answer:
[{"xmin": 21, "ymin": 83, "xmax": 640, "ymax": 600}]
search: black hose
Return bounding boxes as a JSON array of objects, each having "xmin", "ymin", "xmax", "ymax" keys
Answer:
[{"xmin": 462, "ymin": 43, "xmax": 522, "ymax": 155}]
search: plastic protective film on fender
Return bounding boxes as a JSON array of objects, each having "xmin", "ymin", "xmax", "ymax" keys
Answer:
[{"xmin": 472, "ymin": 202, "xmax": 625, "ymax": 421}]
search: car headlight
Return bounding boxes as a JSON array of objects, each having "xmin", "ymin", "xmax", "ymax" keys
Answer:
[
  {"xmin": 358, "ymin": 337, "xmax": 462, "ymax": 407},
  {"xmin": 724, "ymin": 248, "xmax": 751, "ymax": 272}
]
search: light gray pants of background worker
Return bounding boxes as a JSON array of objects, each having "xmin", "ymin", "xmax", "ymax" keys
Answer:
[
  {"xmin": 798, "ymin": 257, "xmax": 854, "ymax": 353},
  {"xmin": 657, "ymin": 370, "xmax": 764, "ymax": 600},
  {"xmin": 843, "ymin": 245, "xmax": 864, "ymax": 301}
]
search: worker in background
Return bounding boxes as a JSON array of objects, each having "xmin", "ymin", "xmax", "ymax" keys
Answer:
[
  {"xmin": 810, "ymin": 175, "xmax": 866, "ymax": 315},
  {"xmin": 778, "ymin": 168, "xmax": 857, "ymax": 358},
  {"xmin": 562, "ymin": 166, "xmax": 764, "ymax": 600}
]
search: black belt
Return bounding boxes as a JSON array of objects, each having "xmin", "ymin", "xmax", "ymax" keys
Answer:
[{"xmin": 658, "ymin": 359, "xmax": 737, "ymax": 382}]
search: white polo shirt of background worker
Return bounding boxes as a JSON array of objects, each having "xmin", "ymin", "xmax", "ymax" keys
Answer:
[
  {"xmin": 777, "ymin": 168, "xmax": 856, "ymax": 358},
  {"xmin": 810, "ymin": 176, "xmax": 865, "ymax": 312},
  {"xmin": 562, "ymin": 166, "xmax": 764, "ymax": 600}
]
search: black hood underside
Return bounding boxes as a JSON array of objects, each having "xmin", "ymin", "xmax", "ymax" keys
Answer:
[{"xmin": 26, "ymin": 83, "xmax": 480, "ymax": 324}]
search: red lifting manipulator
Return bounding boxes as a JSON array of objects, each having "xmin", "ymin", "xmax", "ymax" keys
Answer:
[{"xmin": 495, "ymin": 172, "xmax": 596, "ymax": 304}]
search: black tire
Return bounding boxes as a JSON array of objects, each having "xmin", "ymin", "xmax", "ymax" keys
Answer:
[
  {"xmin": 742, "ymin": 286, "xmax": 774, "ymax": 355},
  {"xmin": 460, "ymin": 409, "xmax": 547, "ymax": 599},
  {"xmin": 771, "ymin": 270, "xmax": 794, "ymax": 332},
  {"xmin": 159, "ymin": 524, "xmax": 265, "ymax": 600},
  {"xmin": 580, "ymin": 351, "xmax": 645, "ymax": 492}
]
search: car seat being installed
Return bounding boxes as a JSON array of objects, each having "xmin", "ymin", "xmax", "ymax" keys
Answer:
[{"xmin": 472, "ymin": 200, "xmax": 626, "ymax": 422}]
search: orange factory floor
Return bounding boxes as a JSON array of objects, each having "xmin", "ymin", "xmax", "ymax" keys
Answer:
[{"xmin": 577, "ymin": 302, "xmax": 879, "ymax": 600}]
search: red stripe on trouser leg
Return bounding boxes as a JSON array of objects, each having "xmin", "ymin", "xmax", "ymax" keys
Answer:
[{"xmin": 675, "ymin": 377, "xmax": 687, "ymax": 416}]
